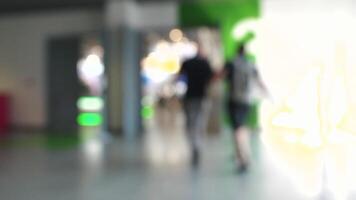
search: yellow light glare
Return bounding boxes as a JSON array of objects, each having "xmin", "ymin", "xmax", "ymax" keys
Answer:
[{"xmin": 162, "ymin": 58, "xmax": 180, "ymax": 74}]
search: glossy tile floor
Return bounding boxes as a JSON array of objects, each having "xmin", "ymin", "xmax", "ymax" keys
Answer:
[{"xmin": 1, "ymin": 112, "xmax": 356, "ymax": 200}]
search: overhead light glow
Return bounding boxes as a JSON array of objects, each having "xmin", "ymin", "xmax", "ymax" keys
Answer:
[
  {"xmin": 169, "ymin": 29, "xmax": 183, "ymax": 42},
  {"xmin": 141, "ymin": 39, "xmax": 197, "ymax": 84},
  {"xmin": 77, "ymin": 96, "xmax": 104, "ymax": 111},
  {"xmin": 78, "ymin": 54, "xmax": 104, "ymax": 79}
]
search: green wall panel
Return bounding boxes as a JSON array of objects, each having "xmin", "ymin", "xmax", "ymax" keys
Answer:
[
  {"xmin": 179, "ymin": 0, "xmax": 260, "ymax": 60},
  {"xmin": 179, "ymin": 0, "xmax": 261, "ymax": 129}
]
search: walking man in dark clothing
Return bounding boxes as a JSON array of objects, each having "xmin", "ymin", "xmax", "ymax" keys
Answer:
[
  {"xmin": 179, "ymin": 45, "xmax": 214, "ymax": 166},
  {"xmin": 224, "ymin": 43, "xmax": 268, "ymax": 172}
]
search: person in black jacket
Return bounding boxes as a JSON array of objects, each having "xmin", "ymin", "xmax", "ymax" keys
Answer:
[{"xmin": 179, "ymin": 44, "xmax": 214, "ymax": 166}]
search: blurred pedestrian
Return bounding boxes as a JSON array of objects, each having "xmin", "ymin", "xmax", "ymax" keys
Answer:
[
  {"xmin": 178, "ymin": 44, "xmax": 214, "ymax": 166},
  {"xmin": 224, "ymin": 43, "xmax": 268, "ymax": 172}
]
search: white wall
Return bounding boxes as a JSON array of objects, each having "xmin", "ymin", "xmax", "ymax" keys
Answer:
[
  {"xmin": 257, "ymin": 0, "xmax": 356, "ymax": 103},
  {"xmin": 256, "ymin": 1, "xmax": 356, "ymax": 197},
  {"xmin": 0, "ymin": 9, "xmax": 103, "ymax": 128}
]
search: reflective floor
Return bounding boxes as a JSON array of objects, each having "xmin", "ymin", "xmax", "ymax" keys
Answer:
[{"xmin": 0, "ymin": 112, "xmax": 356, "ymax": 200}]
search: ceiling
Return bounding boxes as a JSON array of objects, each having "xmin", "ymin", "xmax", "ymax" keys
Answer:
[
  {"xmin": 0, "ymin": 0, "xmax": 188, "ymax": 15},
  {"xmin": 0, "ymin": 0, "xmax": 103, "ymax": 14}
]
